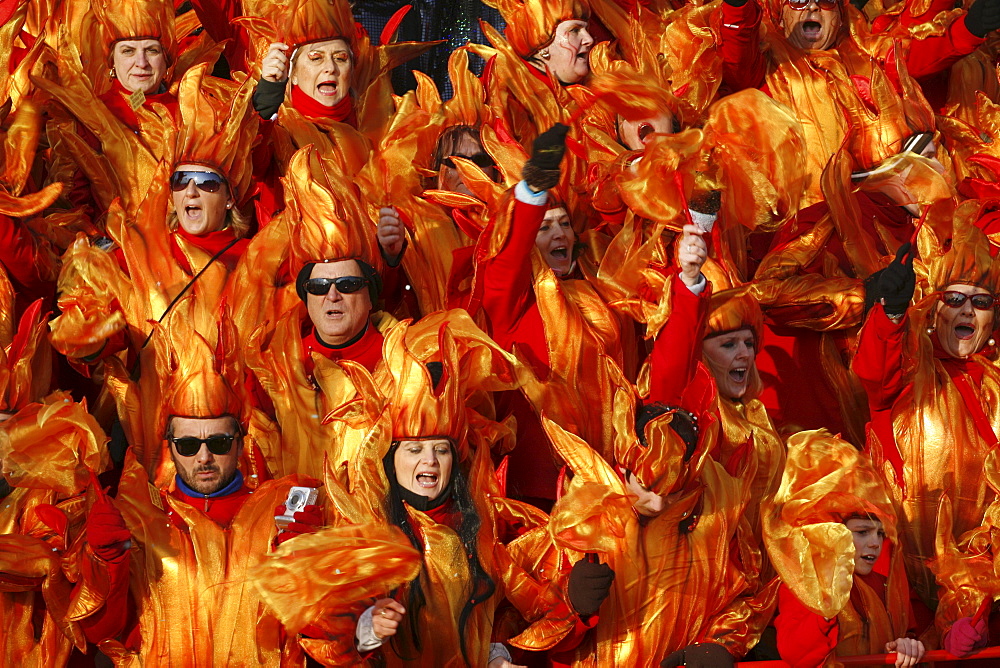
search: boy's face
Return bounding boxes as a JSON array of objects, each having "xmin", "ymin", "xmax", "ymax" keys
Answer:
[{"xmin": 846, "ymin": 517, "xmax": 885, "ymax": 576}]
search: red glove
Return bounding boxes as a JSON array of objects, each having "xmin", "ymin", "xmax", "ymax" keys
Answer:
[
  {"xmin": 86, "ymin": 490, "xmax": 130, "ymax": 561},
  {"xmin": 944, "ymin": 616, "xmax": 988, "ymax": 657},
  {"xmin": 275, "ymin": 504, "xmax": 324, "ymax": 545}
]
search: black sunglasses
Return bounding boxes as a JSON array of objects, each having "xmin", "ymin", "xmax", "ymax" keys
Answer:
[
  {"xmin": 170, "ymin": 170, "xmax": 227, "ymax": 194},
  {"xmin": 441, "ymin": 153, "xmax": 496, "ymax": 170},
  {"xmin": 303, "ymin": 276, "xmax": 369, "ymax": 296},
  {"xmin": 168, "ymin": 433, "xmax": 238, "ymax": 457},
  {"xmin": 939, "ymin": 291, "xmax": 997, "ymax": 310}
]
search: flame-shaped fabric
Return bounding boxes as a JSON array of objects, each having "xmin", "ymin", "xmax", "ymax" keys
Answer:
[
  {"xmin": 285, "ymin": 145, "xmax": 381, "ymax": 272},
  {"xmin": 484, "ymin": 0, "xmax": 589, "ymax": 57},
  {"xmin": 0, "ymin": 391, "xmax": 110, "ymax": 497},
  {"xmin": 763, "ymin": 429, "xmax": 900, "ymax": 619},
  {"xmin": 172, "ymin": 65, "xmax": 259, "ymax": 200},
  {"xmin": 91, "ymin": 0, "xmax": 176, "ymax": 58}
]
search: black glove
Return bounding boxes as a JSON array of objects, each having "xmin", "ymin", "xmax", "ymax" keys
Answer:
[
  {"xmin": 966, "ymin": 0, "xmax": 1000, "ymax": 37},
  {"xmin": 660, "ymin": 643, "xmax": 736, "ymax": 668},
  {"xmin": 864, "ymin": 242, "xmax": 915, "ymax": 317},
  {"xmin": 253, "ymin": 78, "xmax": 287, "ymax": 119},
  {"xmin": 522, "ymin": 123, "xmax": 569, "ymax": 192},
  {"xmin": 567, "ymin": 557, "xmax": 615, "ymax": 616}
]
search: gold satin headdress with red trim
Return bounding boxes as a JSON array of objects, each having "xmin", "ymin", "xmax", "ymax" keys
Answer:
[
  {"xmin": 763, "ymin": 429, "xmax": 900, "ymax": 619},
  {"xmin": 284, "ymin": 145, "xmax": 381, "ymax": 273},
  {"xmin": 484, "ymin": 0, "xmax": 590, "ymax": 57},
  {"xmin": 92, "ymin": 0, "xmax": 177, "ymax": 61},
  {"xmin": 172, "ymin": 64, "xmax": 259, "ymax": 200}
]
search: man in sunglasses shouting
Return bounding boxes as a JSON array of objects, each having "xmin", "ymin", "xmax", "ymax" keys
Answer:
[{"xmin": 295, "ymin": 258, "xmax": 385, "ymax": 373}]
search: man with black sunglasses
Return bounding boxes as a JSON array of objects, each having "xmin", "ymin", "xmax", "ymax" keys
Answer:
[{"xmin": 295, "ymin": 258, "xmax": 385, "ymax": 374}]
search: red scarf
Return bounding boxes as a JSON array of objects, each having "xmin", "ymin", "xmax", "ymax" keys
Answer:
[
  {"xmin": 933, "ymin": 340, "xmax": 998, "ymax": 447},
  {"xmin": 290, "ymin": 85, "xmax": 356, "ymax": 126},
  {"xmin": 171, "ymin": 227, "xmax": 247, "ymax": 272},
  {"xmin": 302, "ymin": 321, "xmax": 383, "ymax": 373},
  {"xmin": 99, "ymin": 79, "xmax": 178, "ymax": 132}
]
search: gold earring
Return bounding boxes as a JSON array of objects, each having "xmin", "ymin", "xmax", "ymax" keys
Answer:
[
  {"xmin": 538, "ymin": 49, "xmax": 550, "ymax": 59},
  {"xmin": 926, "ymin": 325, "xmax": 936, "ymax": 335},
  {"xmin": 990, "ymin": 337, "xmax": 996, "ymax": 347},
  {"xmin": 226, "ymin": 203, "xmax": 233, "ymax": 209},
  {"xmin": 109, "ymin": 66, "xmax": 117, "ymax": 79}
]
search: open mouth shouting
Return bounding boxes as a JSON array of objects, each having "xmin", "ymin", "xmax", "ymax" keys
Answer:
[
  {"xmin": 415, "ymin": 471, "xmax": 439, "ymax": 490},
  {"xmin": 729, "ymin": 367, "xmax": 748, "ymax": 384},
  {"xmin": 316, "ymin": 79, "xmax": 339, "ymax": 97},
  {"xmin": 954, "ymin": 323, "xmax": 976, "ymax": 340},
  {"xmin": 801, "ymin": 20, "xmax": 822, "ymax": 41}
]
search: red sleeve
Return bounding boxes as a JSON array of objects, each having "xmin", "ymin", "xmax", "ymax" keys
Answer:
[
  {"xmin": 77, "ymin": 548, "xmax": 131, "ymax": 643},
  {"xmin": 905, "ymin": 16, "xmax": 985, "ymax": 79},
  {"xmin": 648, "ymin": 272, "xmax": 710, "ymax": 406},
  {"xmin": 850, "ymin": 304, "xmax": 907, "ymax": 412},
  {"xmin": 479, "ymin": 197, "xmax": 546, "ymax": 342},
  {"xmin": 774, "ymin": 584, "xmax": 839, "ymax": 668},
  {"xmin": 720, "ymin": 0, "xmax": 767, "ymax": 92}
]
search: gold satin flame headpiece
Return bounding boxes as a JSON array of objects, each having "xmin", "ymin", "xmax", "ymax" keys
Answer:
[
  {"xmin": 763, "ymin": 429, "xmax": 897, "ymax": 619},
  {"xmin": 706, "ymin": 287, "xmax": 764, "ymax": 342},
  {"xmin": 324, "ymin": 311, "xmax": 522, "ymax": 461},
  {"xmin": 924, "ymin": 204, "xmax": 1000, "ymax": 294},
  {"xmin": 609, "ymin": 357, "xmax": 708, "ymax": 496},
  {"xmin": 273, "ymin": 0, "xmax": 357, "ymax": 51},
  {"xmin": 173, "ymin": 65, "xmax": 259, "ymax": 201},
  {"xmin": 486, "ymin": 0, "xmax": 590, "ymax": 57},
  {"xmin": 285, "ymin": 145, "xmax": 381, "ymax": 273},
  {"xmin": 382, "ymin": 314, "xmax": 521, "ymax": 457},
  {"xmin": 154, "ymin": 298, "xmax": 247, "ymax": 431},
  {"xmin": 92, "ymin": 0, "xmax": 177, "ymax": 62}
]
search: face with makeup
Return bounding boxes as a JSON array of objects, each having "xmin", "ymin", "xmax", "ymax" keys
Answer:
[
  {"xmin": 291, "ymin": 38, "xmax": 353, "ymax": 107},
  {"xmin": 533, "ymin": 19, "xmax": 594, "ymax": 84}
]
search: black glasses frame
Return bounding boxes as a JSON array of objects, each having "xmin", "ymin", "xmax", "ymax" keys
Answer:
[{"xmin": 303, "ymin": 276, "xmax": 369, "ymax": 296}]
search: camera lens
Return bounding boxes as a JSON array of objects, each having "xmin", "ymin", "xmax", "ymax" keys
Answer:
[{"xmin": 290, "ymin": 493, "xmax": 302, "ymax": 507}]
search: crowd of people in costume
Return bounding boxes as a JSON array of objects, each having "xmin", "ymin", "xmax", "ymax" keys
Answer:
[{"xmin": 1, "ymin": 0, "xmax": 1000, "ymax": 665}]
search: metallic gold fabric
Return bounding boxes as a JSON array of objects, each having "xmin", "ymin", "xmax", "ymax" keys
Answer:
[
  {"xmin": 172, "ymin": 65, "xmax": 258, "ymax": 199},
  {"xmin": 284, "ymin": 146, "xmax": 381, "ymax": 271},
  {"xmin": 544, "ymin": 415, "xmax": 775, "ymax": 665},
  {"xmin": 484, "ymin": 0, "xmax": 589, "ymax": 57},
  {"xmin": 0, "ymin": 394, "xmax": 109, "ymax": 666},
  {"xmin": 763, "ymin": 429, "xmax": 900, "ymax": 620},
  {"xmin": 100, "ymin": 451, "xmax": 306, "ymax": 666},
  {"xmin": 930, "ymin": 452, "xmax": 1000, "ymax": 637},
  {"xmin": 0, "ymin": 297, "xmax": 51, "ymax": 412},
  {"xmin": 250, "ymin": 524, "xmax": 421, "ymax": 634},
  {"xmin": 0, "ymin": 392, "xmax": 109, "ymax": 497}
]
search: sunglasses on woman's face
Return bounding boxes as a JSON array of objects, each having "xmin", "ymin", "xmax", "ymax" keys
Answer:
[
  {"xmin": 440, "ymin": 153, "xmax": 497, "ymax": 170},
  {"xmin": 170, "ymin": 170, "xmax": 227, "ymax": 193},
  {"xmin": 939, "ymin": 291, "xmax": 997, "ymax": 310},
  {"xmin": 303, "ymin": 276, "xmax": 369, "ymax": 296},
  {"xmin": 784, "ymin": 0, "xmax": 839, "ymax": 10},
  {"xmin": 169, "ymin": 434, "xmax": 238, "ymax": 457}
]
